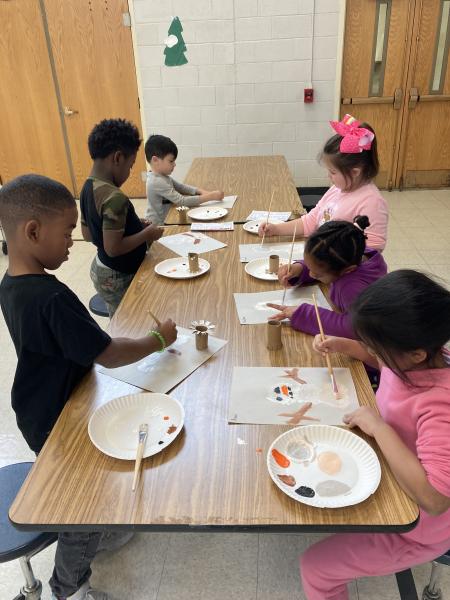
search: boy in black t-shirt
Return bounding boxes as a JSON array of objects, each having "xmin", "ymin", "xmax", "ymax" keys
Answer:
[
  {"xmin": 0, "ymin": 174, "xmax": 177, "ymax": 600},
  {"xmin": 80, "ymin": 118, "xmax": 162, "ymax": 317}
]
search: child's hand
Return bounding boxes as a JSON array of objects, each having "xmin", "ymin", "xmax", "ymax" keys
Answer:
[
  {"xmin": 278, "ymin": 262, "xmax": 302, "ymax": 286},
  {"xmin": 140, "ymin": 218, "xmax": 151, "ymax": 226},
  {"xmin": 258, "ymin": 222, "xmax": 279, "ymax": 237},
  {"xmin": 312, "ymin": 334, "xmax": 342, "ymax": 356},
  {"xmin": 143, "ymin": 224, "xmax": 163, "ymax": 242},
  {"xmin": 211, "ymin": 190, "xmax": 224, "ymax": 201},
  {"xmin": 157, "ymin": 319, "xmax": 177, "ymax": 347},
  {"xmin": 343, "ymin": 406, "xmax": 386, "ymax": 437},
  {"xmin": 266, "ymin": 303, "xmax": 296, "ymax": 321}
]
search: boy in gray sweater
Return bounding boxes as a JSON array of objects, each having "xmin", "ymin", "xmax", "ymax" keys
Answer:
[{"xmin": 145, "ymin": 135, "xmax": 224, "ymax": 224}]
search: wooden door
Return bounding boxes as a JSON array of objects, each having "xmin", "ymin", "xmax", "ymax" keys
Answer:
[
  {"xmin": 341, "ymin": 0, "xmax": 415, "ymax": 189},
  {"xmin": 0, "ymin": 0, "xmax": 72, "ymax": 189},
  {"xmin": 43, "ymin": 0, "xmax": 146, "ymax": 197},
  {"xmin": 397, "ymin": 0, "xmax": 450, "ymax": 188}
]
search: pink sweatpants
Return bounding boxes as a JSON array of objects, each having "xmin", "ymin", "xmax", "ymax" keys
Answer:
[{"xmin": 300, "ymin": 532, "xmax": 450, "ymax": 600}]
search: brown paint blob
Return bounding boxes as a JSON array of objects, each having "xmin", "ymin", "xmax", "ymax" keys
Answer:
[
  {"xmin": 317, "ymin": 451, "xmax": 342, "ymax": 476},
  {"xmin": 277, "ymin": 474, "xmax": 296, "ymax": 487},
  {"xmin": 167, "ymin": 425, "xmax": 177, "ymax": 434}
]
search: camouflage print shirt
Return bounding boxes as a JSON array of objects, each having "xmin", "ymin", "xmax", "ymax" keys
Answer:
[{"xmin": 80, "ymin": 177, "xmax": 146, "ymax": 274}]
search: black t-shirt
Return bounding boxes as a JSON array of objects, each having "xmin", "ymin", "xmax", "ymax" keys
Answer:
[
  {"xmin": 0, "ymin": 273, "xmax": 111, "ymax": 452},
  {"xmin": 80, "ymin": 177, "xmax": 146, "ymax": 274}
]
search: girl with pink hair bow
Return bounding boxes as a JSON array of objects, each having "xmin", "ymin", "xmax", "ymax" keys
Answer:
[{"xmin": 258, "ymin": 114, "xmax": 389, "ymax": 253}]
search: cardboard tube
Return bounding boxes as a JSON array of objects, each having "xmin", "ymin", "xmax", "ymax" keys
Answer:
[
  {"xmin": 188, "ymin": 252, "xmax": 200, "ymax": 272},
  {"xmin": 195, "ymin": 325, "xmax": 208, "ymax": 350},
  {"xmin": 177, "ymin": 207, "xmax": 188, "ymax": 224},
  {"xmin": 268, "ymin": 254, "xmax": 279, "ymax": 274},
  {"xmin": 267, "ymin": 320, "xmax": 282, "ymax": 350}
]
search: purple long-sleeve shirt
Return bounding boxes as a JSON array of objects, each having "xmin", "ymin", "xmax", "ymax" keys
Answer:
[{"xmin": 289, "ymin": 249, "xmax": 387, "ymax": 338}]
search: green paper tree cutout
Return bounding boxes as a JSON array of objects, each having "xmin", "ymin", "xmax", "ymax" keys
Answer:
[{"xmin": 164, "ymin": 17, "xmax": 188, "ymax": 67}]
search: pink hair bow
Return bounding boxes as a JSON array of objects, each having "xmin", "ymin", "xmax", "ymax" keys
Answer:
[{"xmin": 329, "ymin": 114, "xmax": 375, "ymax": 153}]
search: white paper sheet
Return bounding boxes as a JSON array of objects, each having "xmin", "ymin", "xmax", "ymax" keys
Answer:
[
  {"xmin": 233, "ymin": 285, "xmax": 330, "ymax": 325},
  {"xmin": 191, "ymin": 221, "xmax": 234, "ymax": 231},
  {"xmin": 246, "ymin": 210, "xmax": 291, "ymax": 222},
  {"xmin": 99, "ymin": 328, "xmax": 228, "ymax": 394},
  {"xmin": 202, "ymin": 195, "xmax": 237, "ymax": 209},
  {"xmin": 157, "ymin": 232, "xmax": 227, "ymax": 257},
  {"xmin": 239, "ymin": 241, "xmax": 305, "ymax": 263},
  {"xmin": 228, "ymin": 367, "xmax": 359, "ymax": 425}
]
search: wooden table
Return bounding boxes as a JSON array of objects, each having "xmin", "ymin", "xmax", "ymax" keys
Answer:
[
  {"xmin": 10, "ymin": 225, "xmax": 419, "ymax": 532},
  {"xmin": 164, "ymin": 155, "xmax": 305, "ymax": 225}
]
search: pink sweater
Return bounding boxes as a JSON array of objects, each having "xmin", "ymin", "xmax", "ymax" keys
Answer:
[
  {"xmin": 301, "ymin": 182, "xmax": 388, "ymax": 251},
  {"xmin": 377, "ymin": 358, "xmax": 450, "ymax": 545}
]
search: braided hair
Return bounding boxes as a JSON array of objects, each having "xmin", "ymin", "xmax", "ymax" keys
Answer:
[{"xmin": 304, "ymin": 215, "xmax": 370, "ymax": 273}]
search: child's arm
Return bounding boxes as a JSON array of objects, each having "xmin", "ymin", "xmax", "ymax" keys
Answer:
[
  {"xmin": 81, "ymin": 224, "xmax": 92, "ymax": 242},
  {"xmin": 258, "ymin": 218, "xmax": 304, "ymax": 238},
  {"xmin": 95, "ymin": 319, "xmax": 177, "ymax": 368},
  {"xmin": 103, "ymin": 224, "xmax": 162, "ymax": 257},
  {"xmin": 344, "ymin": 408, "xmax": 450, "ymax": 516},
  {"xmin": 159, "ymin": 178, "xmax": 223, "ymax": 207},
  {"xmin": 290, "ymin": 304, "xmax": 356, "ymax": 339},
  {"xmin": 313, "ymin": 335, "xmax": 379, "ymax": 368}
]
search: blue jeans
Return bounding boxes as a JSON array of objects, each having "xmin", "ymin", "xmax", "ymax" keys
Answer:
[{"xmin": 49, "ymin": 532, "xmax": 101, "ymax": 598}]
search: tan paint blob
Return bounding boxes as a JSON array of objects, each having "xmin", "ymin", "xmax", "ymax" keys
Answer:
[{"xmin": 317, "ymin": 451, "xmax": 342, "ymax": 476}]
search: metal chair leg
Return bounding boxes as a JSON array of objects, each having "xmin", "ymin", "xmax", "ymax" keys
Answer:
[
  {"xmin": 422, "ymin": 561, "xmax": 443, "ymax": 600},
  {"xmin": 16, "ymin": 555, "xmax": 42, "ymax": 599}
]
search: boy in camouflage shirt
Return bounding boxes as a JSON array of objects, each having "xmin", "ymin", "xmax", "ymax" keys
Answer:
[{"xmin": 80, "ymin": 119, "xmax": 162, "ymax": 316}]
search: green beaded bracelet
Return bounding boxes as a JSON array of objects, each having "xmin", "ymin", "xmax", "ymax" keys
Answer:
[{"xmin": 148, "ymin": 330, "xmax": 166, "ymax": 353}]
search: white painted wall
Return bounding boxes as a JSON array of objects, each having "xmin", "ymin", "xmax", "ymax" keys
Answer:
[{"xmin": 130, "ymin": 0, "xmax": 341, "ymax": 186}]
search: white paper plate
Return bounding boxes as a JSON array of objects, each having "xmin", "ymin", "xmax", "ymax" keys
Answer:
[
  {"xmin": 245, "ymin": 257, "xmax": 284, "ymax": 281},
  {"xmin": 267, "ymin": 424, "xmax": 381, "ymax": 508},
  {"xmin": 243, "ymin": 220, "xmax": 282, "ymax": 235},
  {"xmin": 88, "ymin": 393, "xmax": 185, "ymax": 460},
  {"xmin": 155, "ymin": 257, "xmax": 210, "ymax": 279},
  {"xmin": 187, "ymin": 207, "xmax": 228, "ymax": 221}
]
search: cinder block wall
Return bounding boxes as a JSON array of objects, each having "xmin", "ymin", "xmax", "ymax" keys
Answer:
[{"xmin": 131, "ymin": 0, "xmax": 340, "ymax": 186}]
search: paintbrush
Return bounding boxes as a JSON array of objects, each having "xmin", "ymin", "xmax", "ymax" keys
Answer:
[
  {"xmin": 260, "ymin": 190, "xmax": 274, "ymax": 247},
  {"xmin": 281, "ymin": 223, "xmax": 297, "ymax": 305},
  {"xmin": 312, "ymin": 293, "xmax": 340, "ymax": 399},
  {"xmin": 132, "ymin": 423, "xmax": 148, "ymax": 492},
  {"xmin": 147, "ymin": 309, "xmax": 161, "ymax": 327}
]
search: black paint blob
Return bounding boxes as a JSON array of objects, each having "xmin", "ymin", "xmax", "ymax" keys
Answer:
[{"xmin": 295, "ymin": 485, "xmax": 315, "ymax": 498}]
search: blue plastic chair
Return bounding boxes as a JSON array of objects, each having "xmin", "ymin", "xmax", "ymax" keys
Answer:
[{"xmin": 0, "ymin": 462, "xmax": 57, "ymax": 599}]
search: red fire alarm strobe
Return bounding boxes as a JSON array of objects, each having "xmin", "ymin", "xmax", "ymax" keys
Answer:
[{"xmin": 304, "ymin": 88, "xmax": 314, "ymax": 103}]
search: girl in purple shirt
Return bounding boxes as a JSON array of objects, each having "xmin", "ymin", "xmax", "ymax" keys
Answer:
[{"xmin": 268, "ymin": 215, "xmax": 387, "ymax": 338}]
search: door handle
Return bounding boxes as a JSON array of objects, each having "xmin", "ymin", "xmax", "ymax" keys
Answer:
[
  {"xmin": 393, "ymin": 88, "xmax": 403, "ymax": 109},
  {"xmin": 408, "ymin": 88, "xmax": 419, "ymax": 109},
  {"xmin": 63, "ymin": 106, "xmax": 78, "ymax": 116}
]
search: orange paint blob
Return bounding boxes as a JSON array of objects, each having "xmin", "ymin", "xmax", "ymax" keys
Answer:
[
  {"xmin": 163, "ymin": 416, "xmax": 170, "ymax": 420},
  {"xmin": 271, "ymin": 448, "xmax": 290, "ymax": 468}
]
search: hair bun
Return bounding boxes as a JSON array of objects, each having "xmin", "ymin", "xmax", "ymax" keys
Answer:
[{"xmin": 353, "ymin": 214, "xmax": 370, "ymax": 231}]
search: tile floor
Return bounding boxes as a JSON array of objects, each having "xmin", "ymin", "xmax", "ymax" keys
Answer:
[{"xmin": 0, "ymin": 190, "xmax": 449, "ymax": 599}]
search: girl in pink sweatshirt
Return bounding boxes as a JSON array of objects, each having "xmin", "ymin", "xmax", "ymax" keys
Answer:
[
  {"xmin": 259, "ymin": 115, "xmax": 388, "ymax": 251},
  {"xmin": 300, "ymin": 270, "xmax": 450, "ymax": 600},
  {"xmin": 268, "ymin": 215, "xmax": 387, "ymax": 338}
]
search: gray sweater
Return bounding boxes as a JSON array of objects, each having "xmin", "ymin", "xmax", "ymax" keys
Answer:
[{"xmin": 145, "ymin": 172, "xmax": 199, "ymax": 225}]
